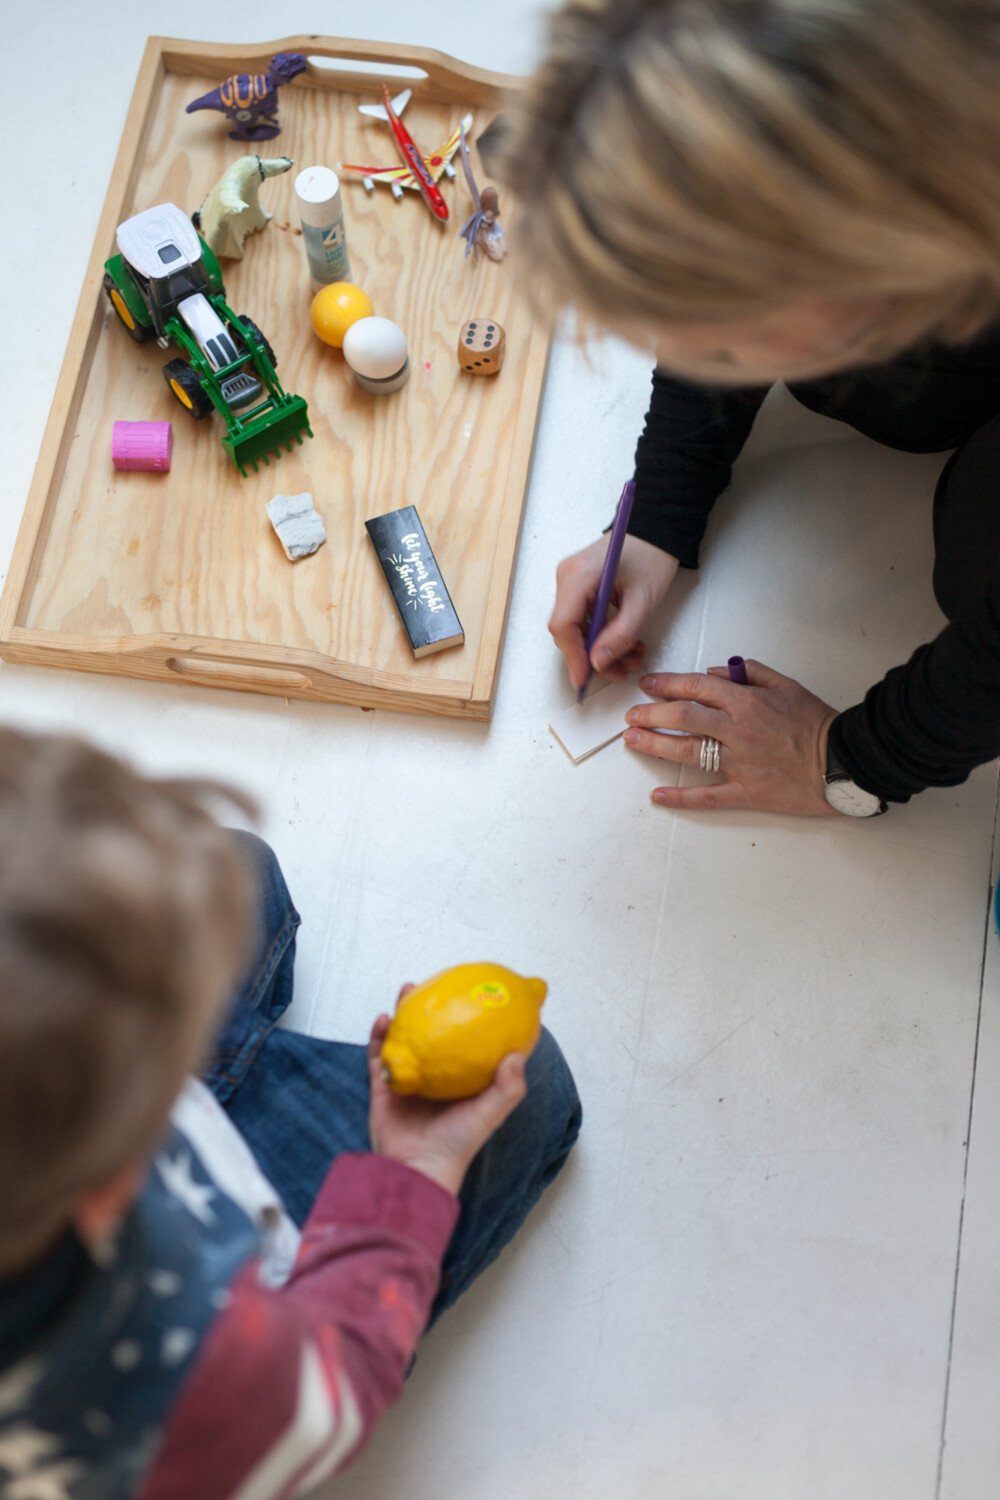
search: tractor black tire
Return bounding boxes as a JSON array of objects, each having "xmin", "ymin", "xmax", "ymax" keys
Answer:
[
  {"xmin": 237, "ymin": 315, "xmax": 277, "ymax": 370},
  {"xmin": 103, "ymin": 273, "xmax": 155, "ymax": 343},
  {"xmin": 163, "ymin": 359, "xmax": 214, "ymax": 419}
]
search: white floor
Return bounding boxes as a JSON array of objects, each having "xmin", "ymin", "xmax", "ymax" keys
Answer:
[{"xmin": 5, "ymin": 5, "xmax": 1000, "ymax": 1498}]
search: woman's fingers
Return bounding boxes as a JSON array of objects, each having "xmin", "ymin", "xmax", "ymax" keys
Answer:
[
  {"xmin": 705, "ymin": 657, "xmax": 784, "ymax": 689},
  {"xmin": 548, "ymin": 608, "xmax": 592, "ymax": 692},
  {"xmin": 651, "ymin": 780, "xmax": 750, "ymax": 811},
  {"xmin": 593, "ymin": 641, "xmax": 647, "ymax": 682},
  {"xmin": 589, "ymin": 591, "xmax": 649, "ymax": 673},
  {"xmin": 550, "ymin": 542, "xmax": 607, "ymax": 689},
  {"xmin": 624, "ymin": 728, "xmax": 710, "ymax": 766},
  {"xmin": 625, "ymin": 696, "xmax": 726, "ymax": 740},
  {"xmin": 550, "ymin": 537, "xmax": 679, "ymax": 690},
  {"xmin": 635, "ymin": 659, "xmax": 837, "ymax": 816},
  {"xmin": 639, "ymin": 669, "xmax": 743, "ymax": 711}
]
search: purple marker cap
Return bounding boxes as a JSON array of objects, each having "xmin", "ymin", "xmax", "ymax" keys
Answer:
[
  {"xmin": 728, "ymin": 655, "xmax": 749, "ymax": 685},
  {"xmin": 578, "ymin": 479, "xmax": 637, "ymax": 701}
]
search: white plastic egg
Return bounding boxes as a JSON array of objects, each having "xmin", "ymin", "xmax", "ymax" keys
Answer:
[{"xmin": 342, "ymin": 316, "xmax": 410, "ymax": 393}]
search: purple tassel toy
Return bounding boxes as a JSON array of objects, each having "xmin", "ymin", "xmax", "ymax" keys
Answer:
[{"xmin": 457, "ymin": 126, "xmax": 507, "ymax": 263}]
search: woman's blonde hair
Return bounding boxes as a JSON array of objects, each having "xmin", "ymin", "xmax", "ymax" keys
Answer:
[
  {"xmin": 502, "ymin": 0, "xmax": 1000, "ymax": 374},
  {"xmin": 0, "ymin": 729, "xmax": 255, "ymax": 1269}
]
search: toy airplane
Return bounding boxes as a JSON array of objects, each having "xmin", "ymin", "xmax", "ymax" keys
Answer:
[{"xmin": 338, "ymin": 86, "xmax": 473, "ymax": 221}]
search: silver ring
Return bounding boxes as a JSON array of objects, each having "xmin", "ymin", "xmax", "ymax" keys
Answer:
[{"xmin": 700, "ymin": 736, "xmax": 720, "ymax": 773}]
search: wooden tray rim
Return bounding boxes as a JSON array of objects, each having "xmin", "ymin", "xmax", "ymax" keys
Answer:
[{"xmin": 0, "ymin": 35, "xmax": 546, "ymax": 720}]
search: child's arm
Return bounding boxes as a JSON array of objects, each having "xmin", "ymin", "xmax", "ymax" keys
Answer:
[
  {"xmin": 139, "ymin": 1014, "xmax": 527, "ymax": 1500},
  {"xmin": 138, "ymin": 1152, "xmax": 458, "ymax": 1499}
]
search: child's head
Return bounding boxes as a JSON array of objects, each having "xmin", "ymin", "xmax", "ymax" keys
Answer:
[
  {"xmin": 503, "ymin": 0, "xmax": 1000, "ymax": 382},
  {"xmin": 0, "ymin": 728, "xmax": 253, "ymax": 1272}
]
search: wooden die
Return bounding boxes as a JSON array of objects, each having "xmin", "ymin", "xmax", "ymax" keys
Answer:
[{"xmin": 458, "ymin": 317, "xmax": 505, "ymax": 374}]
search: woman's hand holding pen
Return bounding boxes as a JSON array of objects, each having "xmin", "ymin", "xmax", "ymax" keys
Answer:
[
  {"xmin": 549, "ymin": 534, "xmax": 679, "ymax": 692},
  {"xmin": 550, "ymin": 538, "xmax": 838, "ymax": 817},
  {"xmin": 623, "ymin": 660, "xmax": 839, "ymax": 816}
]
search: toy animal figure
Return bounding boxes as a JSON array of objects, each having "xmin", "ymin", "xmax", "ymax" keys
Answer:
[
  {"xmin": 457, "ymin": 125, "xmax": 507, "ymax": 263},
  {"xmin": 185, "ymin": 53, "xmax": 308, "ymax": 141},
  {"xmin": 192, "ymin": 156, "xmax": 294, "ymax": 260}
]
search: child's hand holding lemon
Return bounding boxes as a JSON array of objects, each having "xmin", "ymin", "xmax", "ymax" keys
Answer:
[{"xmin": 368, "ymin": 965, "xmax": 547, "ymax": 1197}]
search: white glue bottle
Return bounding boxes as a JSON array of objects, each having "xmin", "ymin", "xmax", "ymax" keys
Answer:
[{"xmin": 295, "ymin": 166, "xmax": 351, "ymax": 285}]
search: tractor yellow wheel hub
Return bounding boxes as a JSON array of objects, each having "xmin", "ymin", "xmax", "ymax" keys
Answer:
[{"xmin": 110, "ymin": 289, "xmax": 136, "ymax": 331}]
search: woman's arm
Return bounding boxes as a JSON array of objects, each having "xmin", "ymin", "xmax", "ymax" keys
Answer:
[
  {"xmin": 629, "ymin": 371, "xmax": 769, "ymax": 565},
  {"xmin": 830, "ymin": 575, "xmax": 1000, "ymax": 800},
  {"xmin": 550, "ymin": 373, "xmax": 770, "ymax": 687}
]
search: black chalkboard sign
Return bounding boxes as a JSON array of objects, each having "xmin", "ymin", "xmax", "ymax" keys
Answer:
[{"xmin": 365, "ymin": 506, "xmax": 465, "ymax": 658}]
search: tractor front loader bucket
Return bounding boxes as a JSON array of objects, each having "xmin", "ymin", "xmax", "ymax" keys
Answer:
[{"xmin": 222, "ymin": 396, "xmax": 313, "ymax": 476}]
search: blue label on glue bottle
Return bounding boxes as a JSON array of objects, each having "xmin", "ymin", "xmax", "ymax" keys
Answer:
[
  {"xmin": 295, "ymin": 165, "xmax": 352, "ymax": 285},
  {"xmin": 302, "ymin": 219, "xmax": 351, "ymax": 284}
]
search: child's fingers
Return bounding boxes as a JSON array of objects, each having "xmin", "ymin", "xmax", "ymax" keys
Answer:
[
  {"xmin": 471, "ymin": 1054, "xmax": 527, "ymax": 1136},
  {"xmin": 368, "ymin": 1013, "xmax": 392, "ymax": 1063}
]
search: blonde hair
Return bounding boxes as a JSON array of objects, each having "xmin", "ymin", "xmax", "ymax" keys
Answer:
[
  {"xmin": 0, "ymin": 729, "xmax": 254, "ymax": 1268},
  {"xmin": 502, "ymin": 0, "xmax": 1000, "ymax": 376}
]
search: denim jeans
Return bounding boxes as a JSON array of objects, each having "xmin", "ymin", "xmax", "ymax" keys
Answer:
[{"xmin": 202, "ymin": 832, "xmax": 582, "ymax": 1321}]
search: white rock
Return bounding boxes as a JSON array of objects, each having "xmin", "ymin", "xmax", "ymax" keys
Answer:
[{"xmin": 265, "ymin": 491, "xmax": 327, "ymax": 561}]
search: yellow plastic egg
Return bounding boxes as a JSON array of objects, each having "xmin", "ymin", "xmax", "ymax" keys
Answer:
[
  {"xmin": 381, "ymin": 963, "xmax": 547, "ymax": 1100},
  {"xmin": 310, "ymin": 282, "xmax": 375, "ymax": 347}
]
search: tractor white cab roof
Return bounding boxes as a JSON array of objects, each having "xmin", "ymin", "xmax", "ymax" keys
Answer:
[{"xmin": 117, "ymin": 204, "xmax": 203, "ymax": 280}]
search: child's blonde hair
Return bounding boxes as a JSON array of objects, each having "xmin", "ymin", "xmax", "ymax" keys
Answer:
[
  {"xmin": 0, "ymin": 729, "xmax": 253, "ymax": 1269},
  {"xmin": 502, "ymin": 0, "xmax": 1000, "ymax": 372}
]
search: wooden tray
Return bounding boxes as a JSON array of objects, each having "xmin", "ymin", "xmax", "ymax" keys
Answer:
[{"xmin": 0, "ymin": 36, "xmax": 549, "ymax": 719}]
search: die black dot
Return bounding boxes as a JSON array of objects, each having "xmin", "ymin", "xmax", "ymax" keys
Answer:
[{"xmin": 466, "ymin": 337, "xmax": 473, "ymax": 344}]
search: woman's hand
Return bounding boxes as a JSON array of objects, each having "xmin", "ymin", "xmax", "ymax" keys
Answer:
[
  {"xmin": 367, "ymin": 998, "xmax": 527, "ymax": 1198},
  {"xmin": 622, "ymin": 658, "xmax": 839, "ymax": 816},
  {"xmin": 549, "ymin": 534, "xmax": 679, "ymax": 691}
]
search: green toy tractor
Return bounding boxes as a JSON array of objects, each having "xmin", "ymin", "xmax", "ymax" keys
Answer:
[{"xmin": 103, "ymin": 202, "xmax": 311, "ymax": 475}]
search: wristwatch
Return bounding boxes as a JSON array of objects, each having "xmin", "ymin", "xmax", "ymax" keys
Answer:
[{"xmin": 823, "ymin": 744, "xmax": 888, "ymax": 818}]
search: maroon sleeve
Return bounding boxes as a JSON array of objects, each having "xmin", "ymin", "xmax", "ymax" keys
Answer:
[{"xmin": 138, "ymin": 1154, "xmax": 459, "ymax": 1500}]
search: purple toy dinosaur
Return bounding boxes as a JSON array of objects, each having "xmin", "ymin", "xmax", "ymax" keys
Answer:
[{"xmin": 185, "ymin": 53, "xmax": 308, "ymax": 142}]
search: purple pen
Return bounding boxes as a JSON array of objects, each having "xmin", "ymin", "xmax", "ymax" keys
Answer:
[
  {"xmin": 728, "ymin": 655, "xmax": 749, "ymax": 685},
  {"xmin": 578, "ymin": 479, "xmax": 637, "ymax": 701}
]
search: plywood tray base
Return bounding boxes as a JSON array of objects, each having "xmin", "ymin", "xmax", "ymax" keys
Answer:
[{"xmin": 0, "ymin": 36, "xmax": 549, "ymax": 719}]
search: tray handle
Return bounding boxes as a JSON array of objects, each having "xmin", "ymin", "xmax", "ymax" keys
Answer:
[
  {"xmin": 160, "ymin": 36, "xmax": 520, "ymax": 108},
  {"xmin": 167, "ymin": 656, "xmax": 312, "ymax": 693}
]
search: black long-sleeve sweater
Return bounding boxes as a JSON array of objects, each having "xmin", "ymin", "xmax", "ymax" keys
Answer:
[{"xmin": 629, "ymin": 333, "xmax": 1000, "ymax": 802}]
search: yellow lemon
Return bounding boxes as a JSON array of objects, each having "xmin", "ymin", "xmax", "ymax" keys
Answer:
[
  {"xmin": 381, "ymin": 963, "xmax": 547, "ymax": 1100},
  {"xmin": 310, "ymin": 282, "xmax": 374, "ymax": 347}
]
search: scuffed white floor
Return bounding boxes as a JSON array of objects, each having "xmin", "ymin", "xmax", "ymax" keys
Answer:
[{"xmin": 3, "ymin": 5, "xmax": 999, "ymax": 1498}]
